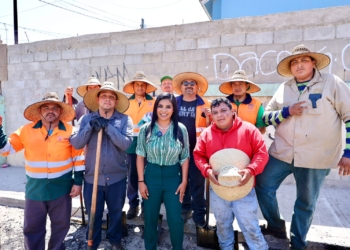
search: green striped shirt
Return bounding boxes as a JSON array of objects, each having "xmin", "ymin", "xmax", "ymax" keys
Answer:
[{"xmin": 136, "ymin": 121, "xmax": 190, "ymax": 166}]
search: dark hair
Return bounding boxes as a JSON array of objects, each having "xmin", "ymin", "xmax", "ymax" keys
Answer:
[
  {"xmin": 150, "ymin": 93, "xmax": 179, "ymax": 140},
  {"xmin": 211, "ymin": 97, "xmax": 232, "ymax": 110}
]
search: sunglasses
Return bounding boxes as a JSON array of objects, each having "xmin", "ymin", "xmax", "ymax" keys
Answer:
[{"xmin": 182, "ymin": 81, "xmax": 196, "ymax": 86}]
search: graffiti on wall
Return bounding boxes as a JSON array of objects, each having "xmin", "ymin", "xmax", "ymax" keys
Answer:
[
  {"xmin": 213, "ymin": 44, "xmax": 350, "ymax": 80},
  {"xmin": 94, "ymin": 63, "xmax": 130, "ymax": 90}
]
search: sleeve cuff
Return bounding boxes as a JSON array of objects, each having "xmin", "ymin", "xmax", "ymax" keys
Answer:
[
  {"xmin": 281, "ymin": 106, "xmax": 291, "ymax": 118},
  {"xmin": 73, "ymin": 171, "xmax": 84, "ymax": 186},
  {"xmin": 342, "ymin": 149, "xmax": 350, "ymax": 159}
]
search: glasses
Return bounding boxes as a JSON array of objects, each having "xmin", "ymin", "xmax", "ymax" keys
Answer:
[{"xmin": 182, "ymin": 81, "xmax": 196, "ymax": 86}]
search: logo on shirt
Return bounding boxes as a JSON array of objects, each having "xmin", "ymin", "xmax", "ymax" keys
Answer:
[
  {"xmin": 114, "ymin": 120, "xmax": 121, "ymax": 128},
  {"xmin": 248, "ymin": 104, "xmax": 254, "ymax": 110},
  {"xmin": 179, "ymin": 106, "xmax": 195, "ymax": 118},
  {"xmin": 57, "ymin": 136, "xmax": 69, "ymax": 142},
  {"xmin": 148, "ymin": 102, "xmax": 153, "ymax": 106}
]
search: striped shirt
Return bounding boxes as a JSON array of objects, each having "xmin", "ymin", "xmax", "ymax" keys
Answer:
[{"xmin": 136, "ymin": 121, "xmax": 190, "ymax": 166}]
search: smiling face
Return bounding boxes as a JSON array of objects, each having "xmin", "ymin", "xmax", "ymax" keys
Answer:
[
  {"xmin": 97, "ymin": 90, "xmax": 117, "ymax": 112},
  {"xmin": 133, "ymin": 81, "xmax": 147, "ymax": 97},
  {"xmin": 39, "ymin": 103, "xmax": 62, "ymax": 123},
  {"xmin": 180, "ymin": 79, "xmax": 198, "ymax": 97},
  {"xmin": 156, "ymin": 99, "xmax": 173, "ymax": 123},
  {"xmin": 211, "ymin": 102, "xmax": 234, "ymax": 131},
  {"xmin": 290, "ymin": 56, "xmax": 315, "ymax": 82}
]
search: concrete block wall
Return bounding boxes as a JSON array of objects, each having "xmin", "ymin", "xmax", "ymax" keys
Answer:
[{"xmin": 2, "ymin": 5, "xmax": 350, "ymax": 185}]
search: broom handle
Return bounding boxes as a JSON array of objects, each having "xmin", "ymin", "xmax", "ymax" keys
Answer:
[{"xmin": 87, "ymin": 129, "xmax": 103, "ymax": 249}]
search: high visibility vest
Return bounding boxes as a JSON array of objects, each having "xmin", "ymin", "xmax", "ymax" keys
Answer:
[
  {"xmin": 124, "ymin": 94, "xmax": 155, "ymax": 137},
  {"xmin": 227, "ymin": 94, "xmax": 261, "ymax": 125}
]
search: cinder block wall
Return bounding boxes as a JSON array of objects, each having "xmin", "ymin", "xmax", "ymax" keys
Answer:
[{"xmin": 2, "ymin": 6, "xmax": 350, "ymax": 186}]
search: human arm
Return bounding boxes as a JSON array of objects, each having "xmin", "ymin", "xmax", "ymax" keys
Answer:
[
  {"xmin": 193, "ymin": 131, "xmax": 220, "ymax": 185},
  {"xmin": 175, "ymin": 158, "xmax": 188, "ymax": 203},
  {"xmin": 136, "ymin": 125, "xmax": 148, "ymax": 199},
  {"xmin": 70, "ymin": 115, "xmax": 94, "ymax": 149},
  {"xmin": 104, "ymin": 116, "xmax": 133, "ymax": 151},
  {"xmin": 256, "ymin": 105, "xmax": 266, "ymax": 134},
  {"xmin": 0, "ymin": 116, "xmax": 24, "ymax": 156},
  {"xmin": 176, "ymin": 124, "xmax": 190, "ymax": 202},
  {"xmin": 245, "ymin": 127, "xmax": 269, "ymax": 177}
]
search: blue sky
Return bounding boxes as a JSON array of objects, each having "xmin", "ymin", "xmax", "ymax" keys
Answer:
[{"xmin": 0, "ymin": 0, "xmax": 209, "ymax": 45}]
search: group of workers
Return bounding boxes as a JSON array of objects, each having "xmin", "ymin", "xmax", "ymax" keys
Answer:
[{"xmin": 1, "ymin": 44, "xmax": 350, "ymax": 250}]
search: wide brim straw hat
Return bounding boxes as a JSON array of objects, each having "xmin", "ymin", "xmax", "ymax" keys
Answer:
[
  {"xmin": 123, "ymin": 71, "xmax": 157, "ymax": 94},
  {"xmin": 24, "ymin": 92, "xmax": 75, "ymax": 122},
  {"xmin": 84, "ymin": 82, "xmax": 130, "ymax": 113},
  {"xmin": 277, "ymin": 44, "xmax": 330, "ymax": 77},
  {"xmin": 76, "ymin": 77, "xmax": 101, "ymax": 97},
  {"xmin": 209, "ymin": 148, "xmax": 254, "ymax": 201},
  {"xmin": 219, "ymin": 70, "xmax": 261, "ymax": 95},
  {"xmin": 173, "ymin": 72, "xmax": 208, "ymax": 96}
]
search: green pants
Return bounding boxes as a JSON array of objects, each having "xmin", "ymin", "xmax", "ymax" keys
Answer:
[{"xmin": 143, "ymin": 162, "xmax": 184, "ymax": 250}]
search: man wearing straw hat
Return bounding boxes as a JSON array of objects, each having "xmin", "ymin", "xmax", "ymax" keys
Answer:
[
  {"xmin": 173, "ymin": 72, "xmax": 211, "ymax": 227},
  {"xmin": 123, "ymin": 71, "xmax": 157, "ymax": 219},
  {"xmin": 0, "ymin": 92, "xmax": 85, "ymax": 250},
  {"xmin": 64, "ymin": 77, "xmax": 101, "ymax": 122},
  {"xmin": 219, "ymin": 70, "xmax": 266, "ymax": 134},
  {"xmin": 70, "ymin": 82, "xmax": 133, "ymax": 250},
  {"xmin": 194, "ymin": 97, "xmax": 268, "ymax": 250},
  {"xmin": 255, "ymin": 44, "xmax": 350, "ymax": 250}
]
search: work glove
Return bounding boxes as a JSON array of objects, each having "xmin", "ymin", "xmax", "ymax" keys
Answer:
[{"xmin": 89, "ymin": 117, "xmax": 109, "ymax": 132}]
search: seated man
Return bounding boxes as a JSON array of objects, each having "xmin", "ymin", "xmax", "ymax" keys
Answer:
[{"xmin": 194, "ymin": 97, "xmax": 268, "ymax": 250}]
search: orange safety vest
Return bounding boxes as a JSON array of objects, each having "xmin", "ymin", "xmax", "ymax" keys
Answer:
[
  {"xmin": 176, "ymin": 95, "xmax": 211, "ymax": 137},
  {"xmin": 1, "ymin": 120, "xmax": 85, "ymax": 179},
  {"xmin": 227, "ymin": 94, "xmax": 261, "ymax": 125},
  {"xmin": 124, "ymin": 94, "xmax": 155, "ymax": 137}
]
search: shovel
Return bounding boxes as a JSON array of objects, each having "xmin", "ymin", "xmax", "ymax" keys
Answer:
[
  {"xmin": 196, "ymin": 178, "xmax": 238, "ymax": 250},
  {"xmin": 87, "ymin": 129, "xmax": 103, "ymax": 250}
]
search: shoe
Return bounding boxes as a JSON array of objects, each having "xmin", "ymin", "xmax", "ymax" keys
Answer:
[
  {"xmin": 260, "ymin": 224, "xmax": 287, "ymax": 239},
  {"xmin": 195, "ymin": 220, "xmax": 206, "ymax": 229},
  {"xmin": 181, "ymin": 210, "xmax": 192, "ymax": 224},
  {"xmin": 111, "ymin": 244, "xmax": 125, "ymax": 250},
  {"xmin": 126, "ymin": 206, "xmax": 139, "ymax": 220}
]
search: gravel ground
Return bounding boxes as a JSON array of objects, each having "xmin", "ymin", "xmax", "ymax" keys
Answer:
[{"xmin": 1, "ymin": 205, "xmax": 349, "ymax": 250}]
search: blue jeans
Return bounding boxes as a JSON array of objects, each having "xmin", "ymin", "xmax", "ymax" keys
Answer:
[
  {"xmin": 84, "ymin": 178, "xmax": 126, "ymax": 249},
  {"xmin": 211, "ymin": 187, "xmax": 268, "ymax": 250},
  {"xmin": 182, "ymin": 157, "xmax": 206, "ymax": 224},
  {"xmin": 255, "ymin": 155, "xmax": 330, "ymax": 249}
]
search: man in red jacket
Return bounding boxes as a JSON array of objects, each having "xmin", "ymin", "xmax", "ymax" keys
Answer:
[{"xmin": 193, "ymin": 97, "xmax": 268, "ymax": 250}]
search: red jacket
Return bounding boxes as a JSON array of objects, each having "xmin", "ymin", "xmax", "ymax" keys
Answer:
[{"xmin": 193, "ymin": 116, "xmax": 268, "ymax": 181}]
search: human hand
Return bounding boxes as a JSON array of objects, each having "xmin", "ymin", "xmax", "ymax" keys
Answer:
[
  {"xmin": 289, "ymin": 101, "xmax": 308, "ymax": 116},
  {"xmin": 202, "ymin": 107, "xmax": 211, "ymax": 117},
  {"xmin": 139, "ymin": 182, "xmax": 149, "ymax": 200},
  {"xmin": 338, "ymin": 157, "xmax": 350, "ymax": 176},
  {"xmin": 89, "ymin": 117, "xmax": 109, "ymax": 131},
  {"xmin": 207, "ymin": 169, "xmax": 220, "ymax": 185},
  {"xmin": 238, "ymin": 169, "xmax": 252, "ymax": 186},
  {"xmin": 175, "ymin": 181, "xmax": 187, "ymax": 203},
  {"xmin": 70, "ymin": 185, "xmax": 82, "ymax": 198},
  {"xmin": 64, "ymin": 86, "xmax": 73, "ymax": 97}
]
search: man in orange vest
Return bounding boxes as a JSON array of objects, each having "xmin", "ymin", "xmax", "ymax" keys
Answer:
[
  {"xmin": 219, "ymin": 70, "xmax": 266, "ymax": 134},
  {"xmin": 123, "ymin": 71, "xmax": 157, "ymax": 219},
  {"xmin": 173, "ymin": 72, "xmax": 211, "ymax": 228},
  {"xmin": 0, "ymin": 92, "xmax": 85, "ymax": 250}
]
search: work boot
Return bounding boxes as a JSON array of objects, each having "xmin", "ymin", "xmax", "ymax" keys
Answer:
[
  {"xmin": 260, "ymin": 224, "xmax": 287, "ymax": 239},
  {"xmin": 126, "ymin": 206, "xmax": 139, "ymax": 220}
]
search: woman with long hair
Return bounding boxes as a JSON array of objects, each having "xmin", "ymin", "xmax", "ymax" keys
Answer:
[{"xmin": 136, "ymin": 92, "xmax": 189, "ymax": 250}]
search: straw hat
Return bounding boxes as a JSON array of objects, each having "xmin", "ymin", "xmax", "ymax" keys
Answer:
[
  {"xmin": 24, "ymin": 92, "xmax": 75, "ymax": 122},
  {"xmin": 173, "ymin": 72, "xmax": 208, "ymax": 96},
  {"xmin": 219, "ymin": 70, "xmax": 261, "ymax": 95},
  {"xmin": 209, "ymin": 148, "xmax": 254, "ymax": 201},
  {"xmin": 123, "ymin": 71, "xmax": 157, "ymax": 94},
  {"xmin": 76, "ymin": 77, "xmax": 101, "ymax": 97},
  {"xmin": 84, "ymin": 82, "xmax": 130, "ymax": 113},
  {"xmin": 277, "ymin": 44, "xmax": 330, "ymax": 77}
]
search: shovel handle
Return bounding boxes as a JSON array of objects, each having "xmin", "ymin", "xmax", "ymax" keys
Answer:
[{"xmin": 87, "ymin": 129, "xmax": 103, "ymax": 249}]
